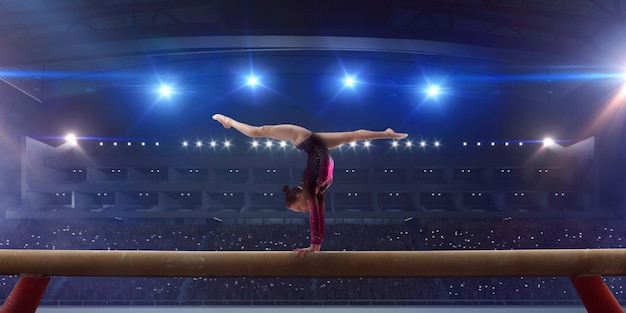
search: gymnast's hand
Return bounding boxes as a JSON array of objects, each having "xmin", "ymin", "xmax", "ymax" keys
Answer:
[{"xmin": 294, "ymin": 244, "xmax": 321, "ymax": 258}]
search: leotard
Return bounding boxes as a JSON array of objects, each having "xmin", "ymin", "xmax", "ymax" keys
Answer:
[{"xmin": 296, "ymin": 133, "xmax": 334, "ymax": 245}]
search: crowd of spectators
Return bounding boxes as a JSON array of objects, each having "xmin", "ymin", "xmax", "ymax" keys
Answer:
[{"xmin": 0, "ymin": 218, "xmax": 625, "ymax": 305}]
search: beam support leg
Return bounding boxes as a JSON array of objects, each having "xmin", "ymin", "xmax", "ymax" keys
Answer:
[
  {"xmin": 571, "ymin": 276, "xmax": 624, "ymax": 313},
  {"xmin": 0, "ymin": 276, "xmax": 50, "ymax": 313}
]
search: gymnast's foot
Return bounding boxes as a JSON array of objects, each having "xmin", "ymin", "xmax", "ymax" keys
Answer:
[
  {"xmin": 212, "ymin": 114, "xmax": 232, "ymax": 129},
  {"xmin": 386, "ymin": 128, "xmax": 408, "ymax": 139}
]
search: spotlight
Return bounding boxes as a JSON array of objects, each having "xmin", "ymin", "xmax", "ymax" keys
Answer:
[
  {"xmin": 196, "ymin": 141, "xmax": 203, "ymax": 147},
  {"xmin": 279, "ymin": 141, "xmax": 287, "ymax": 148},
  {"xmin": 182, "ymin": 141, "xmax": 188, "ymax": 147},
  {"xmin": 265, "ymin": 140, "xmax": 272, "ymax": 148},
  {"xmin": 224, "ymin": 140, "xmax": 231, "ymax": 148},
  {"xmin": 427, "ymin": 85, "xmax": 440, "ymax": 97},
  {"xmin": 543, "ymin": 137, "xmax": 555, "ymax": 147},
  {"xmin": 65, "ymin": 134, "xmax": 77, "ymax": 146},
  {"xmin": 391, "ymin": 141, "xmax": 399, "ymax": 148},
  {"xmin": 434, "ymin": 141, "xmax": 440, "ymax": 147},
  {"xmin": 247, "ymin": 76, "xmax": 258, "ymax": 86},
  {"xmin": 344, "ymin": 76, "xmax": 355, "ymax": 87},
  {"xmin": 159, "ymin": 85, "xmax": 172, "ymax": 97},
  {"xmin": 405, "ymin": 141, "xmax": 413, "ymax": 148},
  {"xmin": 210, "ymin": 140, "xmax": 217, "ymax": 147},
  {"xmin": 420, "ymin": 141, "xmax": 426, "ymax": 147},
  {"xmin": 363, "ymin": 141, "xmax": 371, "ymax": 148},
  {"xmin": 251, "ymin": 140, "xmax": 259, "ymax": 148}
]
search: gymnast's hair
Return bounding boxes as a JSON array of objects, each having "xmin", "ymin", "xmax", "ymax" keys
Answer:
[{"xmin": 282, "ymin": 185, "xmax": 302, "ymax": 207}]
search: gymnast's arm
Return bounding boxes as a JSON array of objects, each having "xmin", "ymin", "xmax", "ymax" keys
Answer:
[{"xmin": 294, "ymin": 193, "xmax": 324, "ymax": 258}]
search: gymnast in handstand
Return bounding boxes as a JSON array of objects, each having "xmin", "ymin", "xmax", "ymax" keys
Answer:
[{"xmin": 212, "ymin": 114, "xmax": 408, "ymax": 258}]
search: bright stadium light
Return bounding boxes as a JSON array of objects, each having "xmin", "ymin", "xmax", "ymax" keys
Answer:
[
  {"xmin": 247, "ymin": 75, "xmax": 258, "ymax": 86},
  {"xmin": 427, "ymin": 85, "xmax": 440, "ymax": 97},
  {"xmin": 543, "ymin": 137, "xmax": 555, "ymax": 147},
  {"xmin": 159, "ymin": 85, "xmax": 172, "ymax": 97},
  {"xmin": 65, "ymin": 133, "xmax": 78, "ymax": 146},
  {"xmin": 344, "ymin": 76, "xmax": 355, "ymax": 87}
]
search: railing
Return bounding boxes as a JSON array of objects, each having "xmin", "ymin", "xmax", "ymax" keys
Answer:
[{"xmin": 37, "ymin": 299, "xmax": 584, "ymax": 307}]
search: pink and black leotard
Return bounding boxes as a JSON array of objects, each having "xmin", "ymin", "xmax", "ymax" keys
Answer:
[{"xmin": 296, "ymin": 133, "xmax": 334, "ymax": 246}]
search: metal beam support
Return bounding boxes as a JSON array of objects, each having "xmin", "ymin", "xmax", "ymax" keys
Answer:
[{"xmin": 0, "ymin": 276, "xmax": 50, "ymax": 313}]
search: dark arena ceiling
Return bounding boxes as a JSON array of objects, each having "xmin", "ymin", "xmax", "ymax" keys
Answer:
[{"xmin": 1, "ymin": 0, "xmax": 626, "ymax": 147}]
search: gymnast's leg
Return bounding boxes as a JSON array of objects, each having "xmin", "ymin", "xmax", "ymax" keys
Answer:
[
  {"xmin": 316, "ymin": 129, "xmax": 408, "ymax": 149},
  {"xmin": 212, "ymin": 114, "xmax": 312, "ymax": 146}
]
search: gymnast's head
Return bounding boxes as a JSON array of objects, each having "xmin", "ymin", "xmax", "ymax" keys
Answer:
[{"xmin": 282, "ymin": 185, "xmax": 307, "ymax": 213}]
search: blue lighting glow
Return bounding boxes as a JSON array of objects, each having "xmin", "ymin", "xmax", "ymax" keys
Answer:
[
  {"xmin": 247, "ymin": 76, "xmax": 259, "ymax": 86},
  {"xmin": 427, "ymin": 85, "xmax": 440, "ymax": 97},
  {"xmin": 159, "ymin": 85, "xmax": 172, "ymax": 97},
  {"xmin": 344, "ymin": 76, "xmax": 355, "ymax": 87}
]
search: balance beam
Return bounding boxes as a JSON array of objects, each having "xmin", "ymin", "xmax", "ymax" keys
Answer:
[{"xmin": 1, "ymin": 249, "xmax": 626, "ymax": 278}]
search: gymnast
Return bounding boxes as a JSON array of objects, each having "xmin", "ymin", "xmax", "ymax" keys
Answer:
[{"xmin": 212, "ymin": 114, "xmax": 408, "ymax": 257}]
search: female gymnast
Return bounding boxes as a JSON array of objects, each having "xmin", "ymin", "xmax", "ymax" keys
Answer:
[{"xmin": 212, "ymin": 114, "xmax": 408, "ymax": 257}]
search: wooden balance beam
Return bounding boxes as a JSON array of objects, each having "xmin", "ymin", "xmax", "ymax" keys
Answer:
[{"xmin": 0, "ymin": 249, "xmax": 625, "ymax": 278}]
